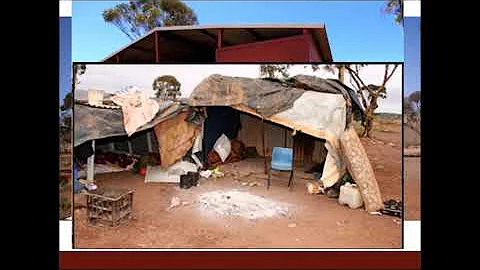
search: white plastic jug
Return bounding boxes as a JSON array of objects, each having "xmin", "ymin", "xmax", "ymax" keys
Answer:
[{"xmin": 338, "ymin": 183, "xmax": 364, "ymax": 209}]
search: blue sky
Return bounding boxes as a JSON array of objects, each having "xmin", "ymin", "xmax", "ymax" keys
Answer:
[
  {"xmin": 60, "ymin": 17, "xmax": 72, "ymax": 104},
  {"xmin": 404, "ymin": 17, "xmax": 420, "ymax": 94},
  {"xmin": 72, "ymin": 1, "xmax": 403, "ymax": 62}
]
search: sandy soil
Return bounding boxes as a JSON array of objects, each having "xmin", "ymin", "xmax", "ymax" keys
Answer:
[{"xmin": 74, "ymin": 122, "xmax": 406, "ymax": 249}]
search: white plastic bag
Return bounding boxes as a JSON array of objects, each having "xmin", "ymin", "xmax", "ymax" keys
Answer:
[{"xmin": 213, "ymin": 134, "xmax": 231, "ymax": 162}]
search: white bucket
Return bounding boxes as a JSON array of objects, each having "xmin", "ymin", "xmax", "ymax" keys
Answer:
[{"xmin": 88, "ymin": 89, "xmax": 105, "ymax": 106}]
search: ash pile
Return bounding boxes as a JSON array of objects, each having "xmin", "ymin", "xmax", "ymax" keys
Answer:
[{"xmin": 199, "ymin": 190, "xmax": 291, "ymax": 220}]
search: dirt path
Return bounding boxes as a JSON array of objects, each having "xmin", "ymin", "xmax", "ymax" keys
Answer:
[
  {"xmin": 74, "ymin": 158, "xmax": 402, "ymax": 248},
  {"xmin": 73, "ymin": 120, "xmax": 407, "ymax": 248}
]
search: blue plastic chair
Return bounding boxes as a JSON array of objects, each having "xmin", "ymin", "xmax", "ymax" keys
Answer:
[{"xmin": 267, "ymin": 147, "xmax": 294, "ymax": 189}]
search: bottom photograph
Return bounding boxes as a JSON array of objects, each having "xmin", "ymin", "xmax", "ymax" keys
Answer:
[{"xmin": 72, "ymin": 63, "xmax": 403, "ymax": 249}]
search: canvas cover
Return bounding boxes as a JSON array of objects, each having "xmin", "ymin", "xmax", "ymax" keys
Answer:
[
  {"xmin": 74, "ymin": 101, "xmax": 185, "ymax": 147},
  {"xmin": 153, "ymin": 111, "xmax": 202, "ymax": 168},
  {"xmin": 189, "ymin": 74, "xmax": 364, "ymax": 122}
]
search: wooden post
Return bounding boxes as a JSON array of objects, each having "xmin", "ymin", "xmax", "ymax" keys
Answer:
[
  {"xmin": 288, "ymin": 131, "xmax": 296, "ymax": 190},
  {"xmin": 87, "ymin": 140, "xmax": 95, "ymax": 182},
  {"xmin": 262, "ymin": 118, "xmax": 267, "ymax": 174},
  {"xmin": 217, "ymin": 29, "xmax": 223, "ymax": 49},
  {"xmin": 146, "ymin": 132, "xmax": 153, "ymax": 153},
  {"xmin": 154, "ymin": 31, "xmax": 160, "ymax": 63}
]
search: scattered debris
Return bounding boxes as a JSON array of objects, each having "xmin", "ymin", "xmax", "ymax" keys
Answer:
[
  {"xmin": 381, "ymin": 199, "xmax": 402, "ymax": 217},
  {"xmin": 85, "ymin": 183, "xmax": 98, "ymax": 191},
  {"xmin": 288, "ymin": 223, "xmax": 297, "ymax": 228},
  {"xmin": 241, "ymin": 182, "xmax": 249, "ymax": 186},
  {"xmin": 392, "ymin": 219, "xmax": 401, "ymax": 225},
  {"xmin": 200, "ymin": 166, "xmax": 225, "ymax": 179},
  {"xmin": 199, "ymin": 170, "xmax": 213, "ymax": 178},
  {"xmin": 306, "ymin": 181, "xmax": 324, "ymax": 195},
  {"xmin": 369, "ymin": 211, "xmax": 383, "ymax": 216},
  {"xmin": 336, "ymin": 220, "xmax": 346, "ymax": 226},
  {"xmin": 168, "ymin": 196, "xmax": 181, "ymax": 210},
  {"xmin": 326, "ymin": 188, "xmax": 340, "ymax": 198},
  {"xmin": 248, "ymin": 181, "xmax": 262, "ymax": 187},
  {"xmin": 375, "ymin": 163, "xmax": 385, "ymax": 170},
  {"xmin": 199, "ymin": 190, "xmax": 291, "ymax": 220},
  {"xmin": 388, "ymin": 142, "xmax": 395, "ymax": 147},
  {"xmin": 180, "ymin": 172, "xmax": 199, "ymax": 189}
]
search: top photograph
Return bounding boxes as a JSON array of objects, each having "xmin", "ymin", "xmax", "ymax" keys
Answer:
[{"xmin": 71, "ymin": 0, "xmax": 403, "ymax": 63}]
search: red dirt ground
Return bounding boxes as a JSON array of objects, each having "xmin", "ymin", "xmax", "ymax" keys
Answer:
[{"xmin": 73, "ymin": 123, "xmax": 409, "ymax": 249}]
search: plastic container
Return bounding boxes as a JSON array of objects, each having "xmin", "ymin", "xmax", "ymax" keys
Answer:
[
  {"xmin": 88, "ymin": 89, "xmax": 105, "ymax": 106},
  {"xmin": 338, "ymin": 183, "xmax": 364, "ymax": 209}
]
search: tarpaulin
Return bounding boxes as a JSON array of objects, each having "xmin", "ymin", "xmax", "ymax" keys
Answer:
[
  {"xmin": 153, "ymin": 111, "xmax": 202, "ymax": 168},
  {"xmin": 74, "ymin": 101, "xmax": 185, "ymax": 147},
  {"xmin": 189, "ymin": 74, "xmax": 365, "ymax": 122},
  {"xmin": 189, "ymin": 75, "xmax": 305, "ymax": 117}
]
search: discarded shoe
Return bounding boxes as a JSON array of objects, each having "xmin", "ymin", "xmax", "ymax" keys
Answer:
[{"xmin": 381, "ymin": 199, "xmax": 402, "ymax": 217}]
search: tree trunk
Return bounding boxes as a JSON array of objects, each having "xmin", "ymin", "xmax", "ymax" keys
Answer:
[
  {"xmin": 361, "ymin": 110, "xmax": 374, "ymax": 138},
  {"xmin": 361, "ymin": 96, "xmax": 378, "ymax": 138}
]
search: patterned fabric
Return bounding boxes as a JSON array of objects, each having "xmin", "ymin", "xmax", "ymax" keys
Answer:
[{"xmin": 340, "ymin": 127, "xmax": 383, "ymax": 212}]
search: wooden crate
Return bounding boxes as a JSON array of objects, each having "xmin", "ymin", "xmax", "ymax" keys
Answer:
[{"xmin": 85, "ymin": 187, "xmax": 134, "ymax": 227}]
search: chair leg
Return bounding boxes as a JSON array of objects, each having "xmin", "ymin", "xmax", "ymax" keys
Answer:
[
  {"xmin": 267, "ymin": 169, "xmax": 272, "ymax": 190},
  {"xmin": 288, "ymin": 170, "xmax": 294, "ymax": 190}
]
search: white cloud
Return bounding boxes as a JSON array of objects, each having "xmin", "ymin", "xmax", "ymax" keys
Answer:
[{"xmin": 78, "ymin": 64, "xmax": 402, "ymax": 114}]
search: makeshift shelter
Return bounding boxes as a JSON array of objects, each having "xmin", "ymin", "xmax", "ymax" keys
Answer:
[{"xmin": 73, "ymin": 74, "xmax": 384, "ymax": 212}]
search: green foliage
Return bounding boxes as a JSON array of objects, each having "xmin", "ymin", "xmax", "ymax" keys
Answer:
[
  {"xmin": 385, "ymin": 0, "xmax": 403, "ymax": 25},
  {"xmin": 408, "ymin": 90, "xmax": 421, "ymax": 110},
  {"xmin": 61, "ymin": 92, "xmax": 73, "ymax": 111},
  {"xmin": 404, "ymin": 91, "xmax": 421, "ymax": 134},
  {"xmin": 102, "ymin": 0, "xmax": 198, "ymax": 40},
  {"xmin": 259, "ymin": 64, "xmax": 292, "ymax": 78},
  {"xmin": 152, "ymin": 75, "xmax": 181, "ymax": 100}
]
